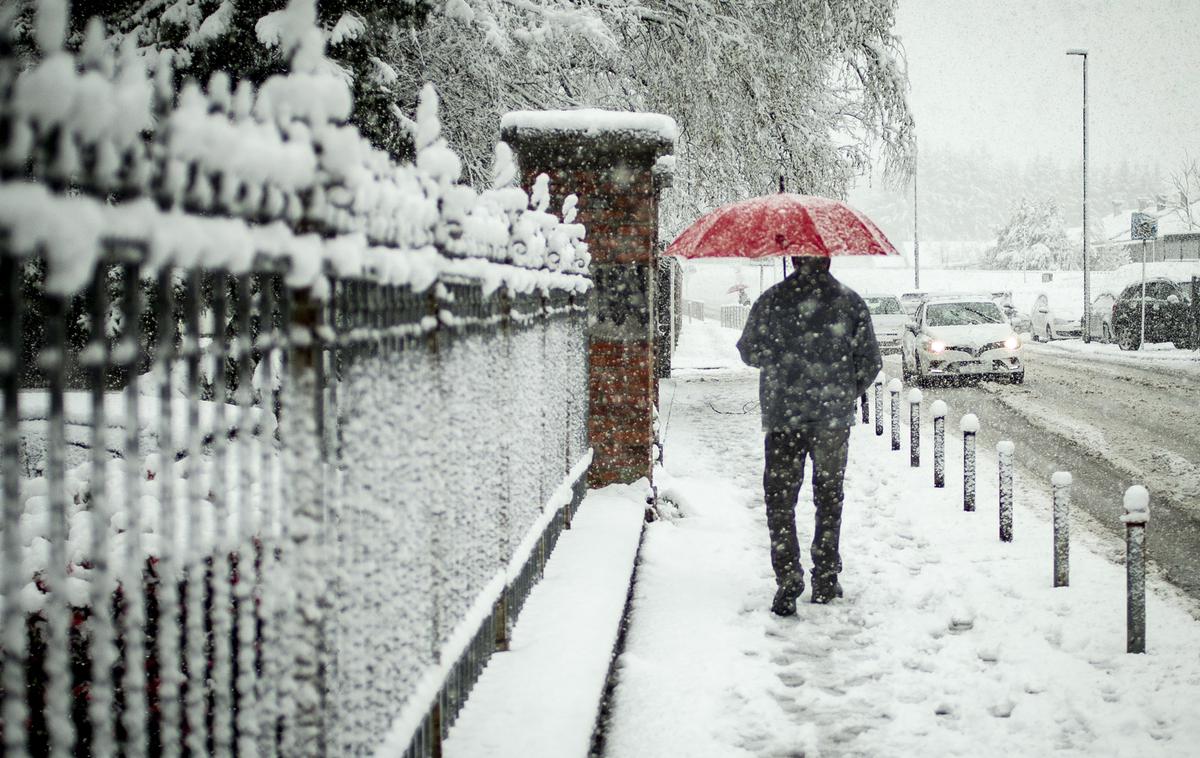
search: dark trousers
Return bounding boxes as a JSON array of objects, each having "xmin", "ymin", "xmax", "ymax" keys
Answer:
[{"xmin": 763, "ymin": 425, "xmax": 851, "ymax": 590}]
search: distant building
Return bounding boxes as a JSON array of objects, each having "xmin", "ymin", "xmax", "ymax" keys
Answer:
[{"xmin": 1091, "ymin": 198, "xmax": 1200, "ymax": 264}]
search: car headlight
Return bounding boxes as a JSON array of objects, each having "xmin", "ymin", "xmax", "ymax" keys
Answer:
[
  {"xmin": 927, "ymin": 339, "xmax": 946, "ymax": 353},
  {"xmin": 1004, "ymin": 335, "xmax": 1020, "ymax": 350}
]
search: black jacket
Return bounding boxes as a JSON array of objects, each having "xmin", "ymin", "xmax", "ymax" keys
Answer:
[{"xmin": 736, "ymin": 269, "xmax": 881, "ymax": 431}]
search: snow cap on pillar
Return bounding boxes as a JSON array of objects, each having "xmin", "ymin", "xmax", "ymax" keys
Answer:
[
  {"xmin": 960, "ymin": 413, "xmax": 980, "ymax": 433},
  {"xmin": 907, "ymin": 388, "xmax": 923, "ymax": 404},
  {"xmin": 887, "ymin": 378, "xmax": 902, "ymax": 393},
  {"xmin": 930, "ymin": 400, "xmax": 948, "ymax": 418},
  {"xmin": 1123, "ymin": 485, "xmax": 1150, "ymax": 523},
  {"xmin": 499, "ymin": 109, "xmax": 677, "ymax": 173}
]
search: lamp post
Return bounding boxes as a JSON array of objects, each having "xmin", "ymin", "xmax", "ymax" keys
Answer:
[
  {"xmin": 913, "ymin": 142, "xmax": 920, "ymax": 289},
  {"xmin": 1067, "ymin": 48, "xmax": 1091, "ymax": 343}
]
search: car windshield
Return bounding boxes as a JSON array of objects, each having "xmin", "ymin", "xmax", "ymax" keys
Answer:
[
  {"xmin": 865, "ymin": 296, "xmax": 902, "ymax": 315},
  {"xmin": 925, "ymin": 301, "xmax": 1005, "ymax": 327}
]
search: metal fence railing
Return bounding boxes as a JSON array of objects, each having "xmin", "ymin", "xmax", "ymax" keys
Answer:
[{"xmin": 0, "ymin": 11, "xmax": 591, "ymax": 757}]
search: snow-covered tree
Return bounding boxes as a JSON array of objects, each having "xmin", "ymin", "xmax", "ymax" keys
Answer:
[
  {"xmin": 7, "ymin": 0, "xmax": 914, "ymax": 239},
  {"xmin": 1166, "ymin": 153, "xmax": 1200, "ymax": 232},
  {"xmin": 983, "ymin": 198, "xmax": 1075, "ymax": 270}
]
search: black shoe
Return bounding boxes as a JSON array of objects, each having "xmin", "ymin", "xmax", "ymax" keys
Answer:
[
  {"xmin": 771, "ymin": 580, "xmax": 805, "ymax": 617},
  {"xmin": 810, "ymin": 581, "xmax": 843, "ymax": 605}
]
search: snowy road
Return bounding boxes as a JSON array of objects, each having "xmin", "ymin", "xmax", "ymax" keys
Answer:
[{"xmin": 882, "ymin": 342, "xmax": 1200, "ymax": 598}]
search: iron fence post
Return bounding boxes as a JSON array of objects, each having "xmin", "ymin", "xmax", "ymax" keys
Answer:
[
  {"xmin": 873, "ymin": 375, "xmax": 884, "ymax": 436},
  {"xmin": 888, "ymin": 378, "xmax": 902, "ymax": 451},
  {"xmin": 931, "ymin": 400, "xmax": 947, "ymax": 488},
  {"xmin": 997, "ymin": 440, "xmax": 1014, "ymax": 542},
  {"xmin": 1052, "ymin": 472, "xmax": 1071, "ymax": 587},
  {"xmin": 961, "ymin": 414, "xmax": 978, "ymax": 512},
  {"xmin": 908, "ymin": 388, "xmax": 922, "ymax": 467},
  {"xmin": 1124, "ymin": 486, "xmax": 1149, "ymax": 654}
]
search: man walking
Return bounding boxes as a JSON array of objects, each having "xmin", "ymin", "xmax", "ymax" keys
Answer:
[{"xmin": 736, "ymin": 256, "xmax": 881, "ymax": 615}]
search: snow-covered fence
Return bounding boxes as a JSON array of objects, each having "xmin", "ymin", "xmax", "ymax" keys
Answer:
[
  {"xmin": 720, "ymin": 304, "xmax": 750, "ymax": 330},
  {"xmin": 0, "ymin": 6, "xmax": 592, "ymax": 757},
  {"xmin": 684, "ymin": 299, "xmax": 707, "ymax": 322}
]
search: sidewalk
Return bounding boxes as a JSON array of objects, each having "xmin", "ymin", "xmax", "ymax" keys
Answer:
[{"xmin": 601, "ymin": 320, "xmax": 1200, "ymax": 758}]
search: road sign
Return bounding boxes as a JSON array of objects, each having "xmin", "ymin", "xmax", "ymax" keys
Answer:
[{"xmin": 1131, "ymin": 212, "xmax": 1158, "ymax": 240}]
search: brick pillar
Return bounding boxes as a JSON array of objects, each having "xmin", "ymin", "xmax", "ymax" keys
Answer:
[{"xmin": 501, "ymin": 112, "xmax": 676, "ymax": 487}]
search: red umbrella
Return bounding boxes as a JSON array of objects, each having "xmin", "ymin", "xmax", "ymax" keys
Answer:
[{"xmin": 666, "ymin": 193, "xmax": 898, "ymax": 259}]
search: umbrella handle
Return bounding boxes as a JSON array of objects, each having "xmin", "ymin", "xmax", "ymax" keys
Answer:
[{"xmin": 778, "ymin": 175, "xmax": 785, "ymax": 193}]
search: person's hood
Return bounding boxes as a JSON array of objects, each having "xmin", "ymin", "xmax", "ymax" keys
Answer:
[{"xmin": 925, "ymin": 323, "xmax": 1016, "ymax": 345}]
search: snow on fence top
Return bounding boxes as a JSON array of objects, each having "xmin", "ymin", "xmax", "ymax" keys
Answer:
[
  {"xmin": 500, "ymin": 109, "xmax": 678, "ymax": 145},
  {"xmin": 0, "ymin": 0, "xmax": 591, "ymax": 297}
]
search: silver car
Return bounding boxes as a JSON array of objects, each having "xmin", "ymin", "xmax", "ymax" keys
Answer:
[
  {"xmin": 864, "ymin": 294, "xmax": 906, "ymax": 353},
  {"xmin": 901, "ymin": 298, "xmax": 1025, "ymax": 385}
]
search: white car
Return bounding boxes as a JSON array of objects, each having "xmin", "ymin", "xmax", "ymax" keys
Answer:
[
  {"xmin": 1029, "ymin": 292, "xmax": 1083, "ymax": 341},
  {"xmin": 901, "ymin": 298, "xmax": 1025, "ymax": 385},
  {"xmin": 863, "ymin": 294, "xmax": 906, "ymax": 353}
]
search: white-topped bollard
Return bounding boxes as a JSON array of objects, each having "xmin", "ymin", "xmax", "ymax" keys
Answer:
[
  {"xmin": 960, "ymin": 413, "xmax": 979, "ymax": 512},
  {"xmin": 1052, "ymin": 472, "xmax": 1072, "ymax": 587},
  {"xmin": 907, "ymin": 388, "xmax": 923, "ymax": 467},
  {"xmin": 888, "ymin": 378, "xmax": 902, "ymax": 452},
  {"xmin": 997, "ymin": 440, "xmax": 1014, "ymax": 542},
  {"xmin": 1123, "ymin": 485, "xmax": 1150, "ymax": 654},
  {"xmin": 931, "ymin": 400, "xmax": 948, "ymax": 488},
  {"xmin": 873, "ymin": 373, "xmax": 885, "ymax": 437}
]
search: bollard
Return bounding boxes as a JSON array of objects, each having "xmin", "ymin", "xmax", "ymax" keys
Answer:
[
  {"xmin": 888, "ymin": 378, "xmax": 902, "ymax": 451},
  {"xmin": 1123, "ymin": 485, "xmax": 1149, "ymax": 654},
  {"xmin": 874, "ymin": 374, "xmax": 885, "ymax": 437},
  {"xmin": 861, "ymin": 392, "xmax": 870, "ymax": 424},
  {"xmin": 908, "ymin": 388, "xmax": 923, "ymax": 467},
  {"xmin": 931, "ymin": 400, "xmax": 947, "ymax": 488},
  {"xmin": 1052, "ymin": 472, "xmax": 1071, "ymax": 587},
  {"xmin": 997, "ymin": 440, "xmax": 1014, "ymax": 542},
  {"xmin": 960, "ymin": 414, "xmax": 978, "ymax": 512}
]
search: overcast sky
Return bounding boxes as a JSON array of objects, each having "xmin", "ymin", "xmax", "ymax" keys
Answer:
[{"xmin": 896, "ymin": 0, "xmax": 1200, "ymax": 171}]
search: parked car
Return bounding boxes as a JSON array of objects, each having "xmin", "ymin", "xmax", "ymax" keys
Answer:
[
  {"xmin": 901, "ymin": 297, "xmax": 1024, "ymax": 385},
  {"xmin": 898, "ymin": 290, "xmax": 929, "ymax": 315},
  {"xmin": 1001, "ymin": 302, "xmax": 1032, "ymax": 335},
  {"xmin": 863, "ymin": 294, "xmax": 906, "ymax": 353},
  {"xmin": 1111, "ymin": 277, "xmax": 1198, "ymax": 350},
  {"xmin": 1029, "ymin": 292, "xmax": 1083, "ymax": 341},
  {"xmin": 1089, "ymin": 291, "xmax": 1117, "ymax": 342}
]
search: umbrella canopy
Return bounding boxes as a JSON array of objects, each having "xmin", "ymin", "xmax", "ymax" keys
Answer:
[
  {"xmin": 666, "ymin": 193, "xmax": 898, "ymax": 259},
  {"xmin": 726, "ymin": 283, "xmax": 748, "ymax": 293}
]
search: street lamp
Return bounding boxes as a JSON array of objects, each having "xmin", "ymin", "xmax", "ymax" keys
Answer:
[{"xmin": 1067, "ymin": 48, "xmax": 1091, "ymax": 342}]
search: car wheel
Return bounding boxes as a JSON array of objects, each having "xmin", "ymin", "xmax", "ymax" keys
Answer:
[
  {"xmin": 1011, "ymin": 371, "xmax": 1025, "ymax": 385},
  {"xmin": 901, "ymin": 353, "xmax": 914, "ymax": 382},
  {"xmin": 1117, "ymin": 328, "xmax": 1142, "ymax": 351},
  {"xmin": 1032, "ymin": 329, "xmax": 1041, "ymax": 342}
]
